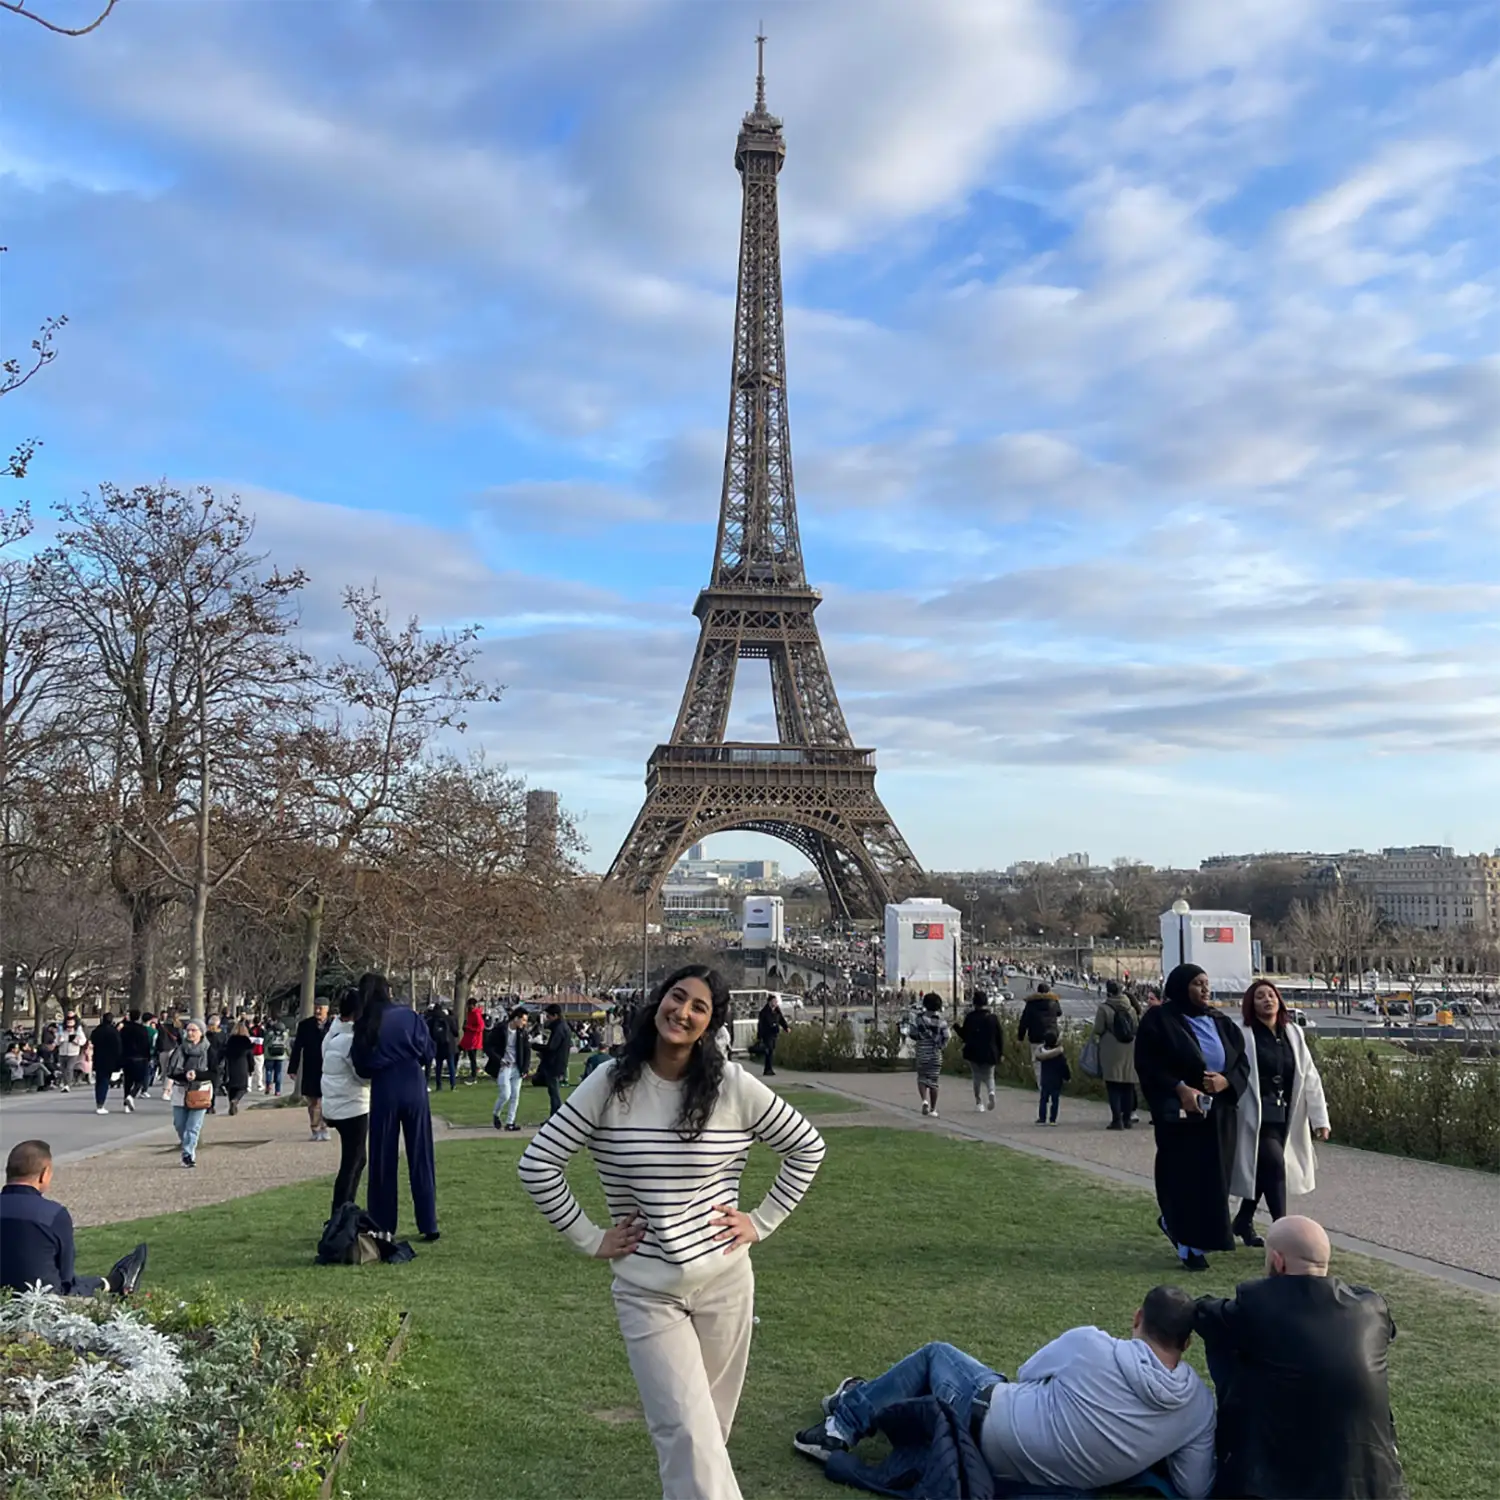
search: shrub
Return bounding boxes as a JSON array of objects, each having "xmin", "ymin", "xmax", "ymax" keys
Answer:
[
  {"xmin": 1311, "ymin": 1040, "xmax": 1500, "ymax": 1172},
  {"xmin": 0, "ymin": 1287, "xmax": 403, "ymax": 1499},
  {"xmin": 776, "ymin": 1019, "xmax": 860, "ymax": 1071}
]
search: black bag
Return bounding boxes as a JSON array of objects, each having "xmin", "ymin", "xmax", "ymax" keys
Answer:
[
  {"xmin": 1110, "ymin": 1004, "xmax": 1137, "ymax": 1045},
  {"xmin": 316, "ymin": 1204, "xmax": 415, "ymax": 1266}
]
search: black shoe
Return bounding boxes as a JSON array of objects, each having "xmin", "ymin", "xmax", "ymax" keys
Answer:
[
  {"xmin": 505, "ymin": 1122, "xmax": 521, "ymax": 1132},
  {"xmin": 1183, "ymin": 1252, "xmax": 1211, "ymax": 1272},
  {"xmin": 421, "ymin": 1230, "xmax": 441, "ymax": 1242},
  {"xmin": 1106, "ymin": 1121, "xmax": 1124, "ymax": 1130},
  {"xmin": 1235, "ymin": 1221, "xmax": 1265, "ymax": 1248},
  {"xmin": 793, "ymin": 1421, "xmax": 849, "ymax": 1464},
  {"xmin": 108, "ymin": 1243, "xmax": 149, "ymax": 1296},
  {"xmin": 492, "ymin": 1115, "xmax": 503, "ymax": 1130}
]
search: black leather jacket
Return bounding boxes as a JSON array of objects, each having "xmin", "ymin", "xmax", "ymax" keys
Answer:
[{"xmin": 1195, "ymin": 1275, "xmax": 1407, "ymax": 1499}]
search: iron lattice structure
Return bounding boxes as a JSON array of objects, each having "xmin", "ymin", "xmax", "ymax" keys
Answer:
[{"xmin": 607, "ymin": 48, "xmax": 923, "ymax": 921}]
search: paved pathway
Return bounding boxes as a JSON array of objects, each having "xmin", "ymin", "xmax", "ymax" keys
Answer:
[{"xmin": 775, "ymin": 1069, "xmax": 1500, "ymax": 1294}]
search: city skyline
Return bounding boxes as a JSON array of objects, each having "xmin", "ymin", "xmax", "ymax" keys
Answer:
[{"xmin": 4, "ymin": 1, "xmax": 1497, "ymax": 872}]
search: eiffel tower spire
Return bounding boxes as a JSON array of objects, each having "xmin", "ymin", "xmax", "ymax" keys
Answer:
[{"xmin": 606, "ymin": 41, "xmax": 923, "ymax": 922}]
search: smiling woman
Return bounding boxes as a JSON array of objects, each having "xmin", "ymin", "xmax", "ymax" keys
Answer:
[{"xmin": 518, "ymin": 963, "xmax": 827, "ymax": 1500}]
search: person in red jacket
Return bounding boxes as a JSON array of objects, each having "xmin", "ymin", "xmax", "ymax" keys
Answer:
[{"xmin": 459, "ymin": 1003, "xmax": 485, "ymax": 1085}]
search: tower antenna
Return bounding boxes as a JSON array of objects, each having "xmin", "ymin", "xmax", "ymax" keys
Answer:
[{"xmin": 756, "ymin": 25, "xmax": 766, "ymax": 111}]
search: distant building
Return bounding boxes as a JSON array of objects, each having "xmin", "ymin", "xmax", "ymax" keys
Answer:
[
  {"xmin": 524, "ymin": 789, "xmax": 559, "ymax": 859},
  {"xmin": 1343, "ymin": 847, "xmax": 1500, "ymax": 934},
  {"xmin": 673, "ymin": 850, "xmax": 782, "ymax": 884}
]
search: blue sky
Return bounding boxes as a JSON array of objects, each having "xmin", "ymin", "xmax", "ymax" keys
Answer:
[{"xmin": 3, "ymin": 0, "xmax": 1498, "ymax": 873}]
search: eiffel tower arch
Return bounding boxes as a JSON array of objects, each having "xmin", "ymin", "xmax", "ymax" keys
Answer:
[{"xmin": 606, "ymin": 42, "xmax": 923, "ymax": 922}]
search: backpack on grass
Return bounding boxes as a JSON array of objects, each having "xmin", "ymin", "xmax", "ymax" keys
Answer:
[
  {"xmin": 316, "ymin": 1203, "xmax": 415, "ymax": 1266},
  {"xmin": 1110, "ymin": 1004, "xmax": 1137, "ymax": 1045}
]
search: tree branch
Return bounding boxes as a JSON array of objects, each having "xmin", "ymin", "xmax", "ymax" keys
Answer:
[{"xmin": 0, "ymin": 0, "xmax": 117, "ymax": 37}]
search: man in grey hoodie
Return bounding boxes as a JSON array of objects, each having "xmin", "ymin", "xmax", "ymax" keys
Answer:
[{"xmin": 796, "ymin": 1285, "xmax": 1216, "ymax": 1499}]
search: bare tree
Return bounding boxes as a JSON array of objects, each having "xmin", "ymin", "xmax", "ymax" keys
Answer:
[
  {"xmin": 279, "ymin": 586, "xmax": 499, "ymax": 1019},
  {"xmin": 35, "ymin": 483, "xmax": 310, "ymax": 1016}
]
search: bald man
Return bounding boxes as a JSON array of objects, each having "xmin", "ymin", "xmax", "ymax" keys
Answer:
[{"xmin": 1194, "ymin": 1215, "xmax": 1407, "ymax": 1499}]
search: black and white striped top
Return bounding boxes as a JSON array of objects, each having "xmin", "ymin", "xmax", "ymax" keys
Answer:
[{"xmin": 518, "ymin": 1059, "xmax": 826, "ymax": 1292}]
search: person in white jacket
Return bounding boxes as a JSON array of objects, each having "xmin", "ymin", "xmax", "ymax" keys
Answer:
[
  {"xmin": 319, "ymin": 989, "xmax": 372, "ymax": 1221},
  {"xmin": 1231, "ymin": 979, "xmax": 1330, "ymax": 1247}
]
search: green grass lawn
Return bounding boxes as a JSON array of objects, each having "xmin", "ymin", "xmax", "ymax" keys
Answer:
[
  {"xmin": 427, "ymin": 1075, "xmax": 861, "ymax": 1128},
  {"xmin": 76, "ymin": 1126, "xmax": 1498, "ymax": 1500}
]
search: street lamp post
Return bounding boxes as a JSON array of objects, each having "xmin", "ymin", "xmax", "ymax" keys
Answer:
[{"xmin": 1170, "ymin": 899, "xmax": 1190, "ymax": 969}]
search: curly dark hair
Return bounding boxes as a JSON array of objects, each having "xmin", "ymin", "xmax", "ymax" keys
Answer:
[{"xmin": 608, "ymin": 964, "xmax": 731, "ymax": 1140}]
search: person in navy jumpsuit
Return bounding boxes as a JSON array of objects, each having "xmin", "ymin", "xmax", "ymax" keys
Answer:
[{"xmin": 351, "ymin": 973, "xmax": 439, "ymax": 1240}]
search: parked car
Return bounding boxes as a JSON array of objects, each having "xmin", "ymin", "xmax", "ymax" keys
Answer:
[{"xmin": 1286, "ymin": 1006, "xmax": 1316, "ymax": 1031}]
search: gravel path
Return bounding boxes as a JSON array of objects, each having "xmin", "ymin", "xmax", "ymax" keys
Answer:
[{"xmin": 775, "ymin": 1069, "xmax": 1500, "ymax": 1292}]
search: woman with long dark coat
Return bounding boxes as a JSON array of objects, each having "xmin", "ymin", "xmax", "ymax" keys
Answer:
[
  {"xmin": 223, "ymin": 1022, "xmax": 254, "ymax": 1115},
  {"xmin": 351, "ymin": 972, "xmax": 439, "ymax": 1241},
  {"xmin": 1133, "ymin": 963, "xmax": 1249, "ymax": 1271}
]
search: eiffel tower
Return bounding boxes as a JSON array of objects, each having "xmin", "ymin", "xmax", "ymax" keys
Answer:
[{"xmin": 606, "ymin": 41, "xmax": 923, "ymax": 922}]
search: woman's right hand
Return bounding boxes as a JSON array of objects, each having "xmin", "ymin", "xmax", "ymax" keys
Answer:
[
  {"xmin": 1175, "ymin": 1082, "xmax": 1205, "ymax": 1116},
  {"xmin": 594, "ymin": 1211, "xmax": 646, "ymax": 1260}
]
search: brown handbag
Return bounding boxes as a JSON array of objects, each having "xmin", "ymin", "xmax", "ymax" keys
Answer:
[{"xmin": 184, "ymin": 1085, "xmax": 213, "ymax": 1110}]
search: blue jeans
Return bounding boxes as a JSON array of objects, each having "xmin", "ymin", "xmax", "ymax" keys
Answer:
[
  {"xmin": 265, "ymin": 1059, "xmax": 284, "ymax": 1094},
  {"xmin": 1038, "ymin": 1081, "xmax": 1061, "ymax": 1122},
  {"xmin": 494, "ymin": 1065, "xmax": 521, "ymax": 1124},
  {"xmin": 173, "ymin": 1104, "xmax": 207, "ymax": 1160},
  {"xmin": 833, "ymin": 1341, "xmax": 1005, "ymax": 1443}
]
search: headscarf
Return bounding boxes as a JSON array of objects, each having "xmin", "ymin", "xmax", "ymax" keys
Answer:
[{"xmin": 1163, "ymin": 963, "xmax": 1211, "ymax": 1015}]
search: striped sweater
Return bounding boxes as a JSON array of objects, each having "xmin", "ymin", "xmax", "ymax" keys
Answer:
[{"xmin": 518, "ymin": 1059, "xmax": 826, "ymax": 1293}]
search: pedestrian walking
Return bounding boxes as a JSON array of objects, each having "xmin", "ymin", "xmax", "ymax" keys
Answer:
[
  {"xmin": 118, "ymin": 1009, "xmax": 154, "ymax": 1113},
  {"xmin": 320, "ymin": 989, "xmax": 371, "ymax": 1218},
  {"xmin": 290, "ymin": 1002, "xmax": 330, "ymax": 1140},
  {"xmin": 223, "ymin": 1022, "xmax": 253, "ymax": 1114},
  {"xmin": 459, "ymin": 1000, "xmax": 485, "ymax": 1083},
  {"xmin": 203, "ymin": 1016, "xmax": 227, "ymax": 1112},
  {"xmin": 262, "ymin": 1018, "xmax": 289, "ymax": 1096},
  {"xmin": 250, "ymin": 1020, "xmax": 265, "ymax": 1093},
  {"xmin": 165, "ymin": 1020, "xmax": 213, "ymax": 1167},
  {"xmin": 1032, "ymin": 1027, "xmax": 1069, "ymax": 1124},
  {"xmin": 956, "ymin": 989, "xmax": 1003, "ymax": 1112},
  {"xmin": 88, "ymin": 1014, "xmax": 121, "ymax": 1115},
  {"xmin": 488, "ymin": 1006, "xmax": 531, "ymax": 1132},
  {"xmin": 535, "ymin": 1004, "xmax": 572, "ymax": 1116},
  {"xmin": 911, "ymin": 993, "xmax": 950, "ymax": 1118},
  {"xmin": 1230, "ymin": 980, "xmax": 1330, "ymax": 1246},
  {"xmin": 519, "ymin": 965, "xmax": 826, "ymax": 1500},
  {"xmin": 155, "ymin": 1019, "xmax": 179, "ymax": 1099},
  {"xmin": 351, "ymin": 973, "xmax": 439, "ymax": 1241},
  {"xmin": 1091, "ymin": 980, "xmax": 1141, "ymax": 1130},
  {"xmin": 57, "ymin": 1015, "xmax": 86, "ymax": 1091},
  {"xmin": 1017, "ymin": 982, "xmax": 1062, "ymax": 1084},
  {"xmin": 425, "ymin": 1001, "xmax": 459, "ymax": 1091},
  {"xmin": 755, "ymin": 995, "xmax": 789, "ymax": 1077},
  {"xmin": 1135, "ymin": 964, "xmax": 1249, "ymax": 1271}
]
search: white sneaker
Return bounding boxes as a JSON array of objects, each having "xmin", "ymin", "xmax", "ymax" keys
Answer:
[
  {"xmin": 95, "ymin": 1106, "xmax": 109, "ymax": 1115},
  {"xmin": 930, "ymin": 1109, "xmax": 941, "ymax": 1119},
  {"xmin": 123, "ymin": 1097, "xmax": 134, "ymax": 1113},
  {"xmin": 920, "ymin": 1100, "xmax": 931, "ymax": 1116},
  {"xmin": 60, "ymin": 1085, "xmax": 70, "ymax": 1093},
  {"xmin": 975, "ymin": 1101, "xmax": 986, "ymax": 1112}
]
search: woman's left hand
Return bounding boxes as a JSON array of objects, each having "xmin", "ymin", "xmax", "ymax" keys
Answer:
[
  {"xmin": 1202, "ymin": 1071, "xmax": 1228, "ymax": 1093},
  {"xmin": 709, "ymin": 1204, "xmax": 760, "ymax": 1255},
  {"xmin": 1314, "ymin": 1126, "xmax": 1331, "ymax": 1141}
]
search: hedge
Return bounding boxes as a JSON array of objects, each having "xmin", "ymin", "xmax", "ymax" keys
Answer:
[{"xmin": 775, "ymin": 1017, "xmax": 1499, "ymax": 1172}]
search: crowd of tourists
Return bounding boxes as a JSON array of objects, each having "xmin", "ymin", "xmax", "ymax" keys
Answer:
[{"xmin": 2, "ymin": 957, "xmax": 1402, "ymax": 1500}]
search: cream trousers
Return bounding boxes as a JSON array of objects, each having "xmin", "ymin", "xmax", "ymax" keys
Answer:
[{"xmin": 612, "ymin": 1252, "xmax": 755, "ymax": 1500}]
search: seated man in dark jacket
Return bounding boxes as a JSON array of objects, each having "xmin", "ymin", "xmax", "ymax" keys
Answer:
[
  {"xmin": 0, "ymin": 1139, "xmax": 147, "ymax": 1297},
  {"xmin": 1195, "ymin": 1215, "xmax": 1407, "ymax": 1499}
]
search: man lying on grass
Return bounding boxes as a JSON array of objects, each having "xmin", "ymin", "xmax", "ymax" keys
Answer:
[
  {"xmin": 0, "ymin": 1139, "xmax": 148, "ymax": 1298},
  {"xmin": 795, "ymin": 1284, "xmax": 1215, "ymax": 1499}
]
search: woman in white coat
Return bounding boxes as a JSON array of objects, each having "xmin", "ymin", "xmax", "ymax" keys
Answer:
[{"xmin": 1231, "ymin": 979, "xmax": 1330, "ymax": 1247}]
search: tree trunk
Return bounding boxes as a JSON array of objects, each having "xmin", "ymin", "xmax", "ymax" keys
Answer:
[
  {"xmin": 299, "ymin": 891, "xmax": 324, "ymax": 1020},
  {"xmin": 0, "ymin": 959, "xmax": 15, "ymax": 1034},
  {"xmin": 454, "ymin": 959, "xmax": 472, "ymax": 1016},
  {"xmin": 128, "ymin": 900, "xmax": 158, "ymax": 1016}
]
